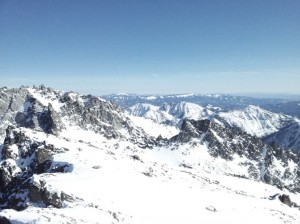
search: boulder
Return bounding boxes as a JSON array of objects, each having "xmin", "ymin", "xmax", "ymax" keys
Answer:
[
  {"xmin": 279, "ymin": 194, "xmax": 293, "ymax": 207},
  {"xmin": 0, "ymin": 160, "xmax": 21, "ymax": 190},
  {"xmin": 0, "ymin": 216, "xmax": 11, "ymax": 224}
]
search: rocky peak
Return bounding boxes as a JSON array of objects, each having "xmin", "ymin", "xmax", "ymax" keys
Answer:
[
  {"xmin": 0, "ymin": 86, "xmax": 154, "ymax": 146},
  {"xmin": 171, "ymin": 119, "xmax": 210, "ymax": 142}
]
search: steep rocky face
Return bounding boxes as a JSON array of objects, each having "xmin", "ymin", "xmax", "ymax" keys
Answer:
[
  {"xmin": 264, "ymin": 121, "xmax": 300, "ymax": 154},
  {"xmin": 15, "ymin": 96, "xmax": 65, "ymax": 135},
  {"xmin": 59, "ymin": 92, "xmax": 155, "ymax": 147},
  {"xmin": 171, "ymin": 119, "xmax": 300, "ymax": 192},
  {"xmin": 0, "ymin": 87, "xmax": 28, "ymax": 138},
  {"xmin": 60, "ymin": 92, "xmax": 129, "ymax": 137},
  {"xmin": 0, "ymin": 86, "xmax": 65, "ymax": 138}
]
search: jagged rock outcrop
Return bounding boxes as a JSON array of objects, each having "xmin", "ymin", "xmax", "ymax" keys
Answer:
[
  {"xmin": 60, "ymin": 92, "xmax": 129, "ymax": 138},
  {"xmin": 171, "ymin": 119, "xmax": 300, "ymax": 192},
  {"xmin": 0, "ymin": 86, "xmax": 155, "ymax": 146},
  {"xmin": 0, "ymin": 126, "xmax": 72, "ymax": 210},
  {"xmin": 15, "ymin": 96, "xmax": 65, "ymax": 135},
  {"xmin": 27, "ymin": 177, "xmax": 77, "ymax": 208},
  {"xmin": 59, "ymin": 91, "xmax": 155, "ymax": 146},
  {"xmin": 171, "ymin": 119, "xmax": 210, "ymax": 142}
]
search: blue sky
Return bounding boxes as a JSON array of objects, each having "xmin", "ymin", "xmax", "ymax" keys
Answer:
[{"xmin": 0, "ymin": 0, "xmax": 299, "ymax": 95}]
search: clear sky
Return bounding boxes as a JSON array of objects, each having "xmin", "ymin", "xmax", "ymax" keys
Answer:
[{"xmin": 0, "ymin": 0, "xmax": 299, "ymax": 95}]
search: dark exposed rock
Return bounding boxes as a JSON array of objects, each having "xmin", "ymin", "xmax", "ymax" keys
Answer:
[
  {"xmin": 279, "ymin": 194, "xmax": 293, "ymax": 207},
  {"xmin": 131, "ymin": 155, "xmax": 143, "ymax": 162},
  {"xmin": 35, "ymin": 147, "xmax": 53, "ymax": 165},
  {"xmin": 0, "ymin": 216, "xmax": 11, "ymax": 224},
  {"xmin": 27, "ymin": 177, "xmax": 79, "ymax": 208},
  {"xmin": 171, "ymin": 120, "xmax": 210, "ymax": 143},
  {"xmin": 27, "ymin": 178, "xmax": 62, "ymax": 208},
  {"xmin": 38, "ymin": 103, "xmax": 65, "ymax": 135},
  {"xmin": 0, "ymin": 160, "xmax": 20, "ymax": 190},
  {"xmin": 15, "ymin": 96, "xmax": 65, "ymax": 135}
]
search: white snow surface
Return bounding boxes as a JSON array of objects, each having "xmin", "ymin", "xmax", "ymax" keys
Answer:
[
  {"xmin": 1, "ymin": 125, "xmax": 300, "ymax": 224},
  {"xmin": 127, "ymin": 102, "xmax": 214, "ymax": 127},
  {"xmin": 127, "ymin": 114, "xmax": 179, "ymax": 138}
]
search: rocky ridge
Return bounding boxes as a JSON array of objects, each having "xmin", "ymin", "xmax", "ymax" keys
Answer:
[
  {"xmin": 0, "ymin": 86, "xmax": 155, "ymax": 212},
  {"xmin": 170, "ymin": 119, "xmax": 300, "ymax": 192}
]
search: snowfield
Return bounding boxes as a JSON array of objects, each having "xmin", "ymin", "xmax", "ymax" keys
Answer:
[{"xmin": 1, "ymin": 126, "xmax": 300, "ymax": 224}]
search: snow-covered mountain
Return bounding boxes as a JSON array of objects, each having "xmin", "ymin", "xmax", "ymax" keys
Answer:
[
  {"xmin": 0, "ymin": 86, "xmax": 300, "ymax": 223},
  {"xmin": 102, "ymin": 93, "xmax": 288, "ymax": 112},
  {"xmin": 217, "ymin": 105, "xmax": 296, "ymax": 138},
  {"xmin": 127, "ymin": 102, "xmax": 215, "ymax": 127},
  {"xmin": 113, "ymin": 94, "xmax": 298, "ymax": 150},
  {"xmin": 127, "ymin": 101, "xmax": 297, "ymax": 140}
]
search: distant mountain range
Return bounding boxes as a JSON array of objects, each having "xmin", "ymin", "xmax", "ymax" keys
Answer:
[
  {"xmin": 103, "ymin": 93, "xmax": 300, "ymax": 153},
  {"xmin": 103, "ymin": 93, "xmax": 300, "ymax": 118}
]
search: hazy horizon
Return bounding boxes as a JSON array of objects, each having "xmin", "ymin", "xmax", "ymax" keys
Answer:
[{"xmin": 2, "ymin": 84, "xmax": 300, "ymax": 101}]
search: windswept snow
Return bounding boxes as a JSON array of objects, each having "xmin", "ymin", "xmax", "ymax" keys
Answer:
[
  {"xmin": 1, "ymin": 87, "xmax": 300, "ymax": 224},
  {"xmin": 1, "ymin": 126, "xmax": 300, "ymax": 223},
  {"xmin": 127, "ymin": 115, "xmax": 179, "ymax": 138}
]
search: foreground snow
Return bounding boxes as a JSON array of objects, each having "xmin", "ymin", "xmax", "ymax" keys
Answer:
[{"xmin": 1, "ymin": 126, "xmax": 299, "ymax": 224}]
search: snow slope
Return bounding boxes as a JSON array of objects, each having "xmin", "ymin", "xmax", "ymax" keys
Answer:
[
  {"xmin": 127, "ymin": 114, "xmax": 179, "ymax": 138},
  {"xmin": 1, "ymin": 126, "xmax": 300, "ymax": 224}
]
